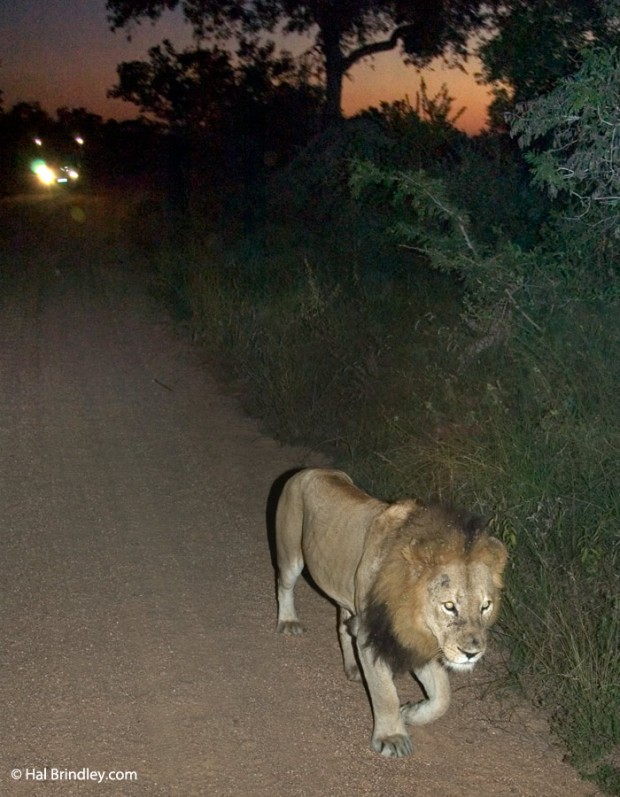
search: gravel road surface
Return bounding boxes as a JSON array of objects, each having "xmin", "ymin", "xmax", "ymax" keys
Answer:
[{"xmin": 0, "ymin": 194, "xmax": 599, "ymax": 796}]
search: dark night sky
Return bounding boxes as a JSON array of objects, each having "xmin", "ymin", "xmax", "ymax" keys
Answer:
[{"xmin": 1, "ymin": 0, "xmax": 490, "ymax": 132}]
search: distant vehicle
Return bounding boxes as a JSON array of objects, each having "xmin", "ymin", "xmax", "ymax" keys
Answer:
[{"xmin": 31, "ymin": 158, "xmax": 79, "ymax": 188}]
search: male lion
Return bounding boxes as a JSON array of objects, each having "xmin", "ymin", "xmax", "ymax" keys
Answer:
[{"xmin": 275, "ymin": 468, "xmax": 508, "ymax": 758}]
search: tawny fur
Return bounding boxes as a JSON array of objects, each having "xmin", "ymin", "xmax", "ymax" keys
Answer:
[
  {"xmin": 369, "ymin": 508, "xmax": 507, "ymax": 665},
  {"xmin": 274, "ymin": 468, "xmax": 508, "ymax": 759}
]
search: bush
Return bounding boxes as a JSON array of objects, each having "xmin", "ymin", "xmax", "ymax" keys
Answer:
[
  {"xmin": 150, "ymin": 94, "xmax": 619, "ymax": 790},
  {"xmin": 154, "ymin": 197, "xmax": 619, "ymax": 785}
]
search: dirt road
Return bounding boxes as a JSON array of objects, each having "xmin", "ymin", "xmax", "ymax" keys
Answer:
[{"xmin": 0, "ymin": 194, "xmax": 599, "ymax": 796}]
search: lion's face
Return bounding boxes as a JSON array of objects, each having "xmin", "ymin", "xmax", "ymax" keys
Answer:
[
  {"xmin": 424, "ymin": 560, "xmax": 500, "ymax": 672},
  {"xmin": 367, "ymin": 508, "xmax": 508, "ymax": 675}
]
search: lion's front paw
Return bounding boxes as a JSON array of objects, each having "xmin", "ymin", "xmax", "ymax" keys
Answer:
[
  {"xmin": 371, "ymin": 732, "xmax": 413, "ymax": 758},
  {"xmin": 400, "ymin": 700, "xmax": 424, "ymax": 724},
  {"xmin": 276, "ymin": 620, "xmax": 304, "ymax": 635},
  {"xmin": 400, "ymin": 677, "xmax": 451, "ymax": 726}
]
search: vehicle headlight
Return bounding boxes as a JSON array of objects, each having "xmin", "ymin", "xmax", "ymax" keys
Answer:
[{"xmin": 31, "ymin": 159, "xmax": 57, "ymax": 186}]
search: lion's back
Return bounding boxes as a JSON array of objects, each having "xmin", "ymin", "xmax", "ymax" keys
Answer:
[{"xmin": 279, "ymin": 468, "xmax": 385, "ymax": 608}]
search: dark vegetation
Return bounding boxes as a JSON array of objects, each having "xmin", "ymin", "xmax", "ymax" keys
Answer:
[
  {"xmin": 106, "ymin": 0, "xmax": 503, "ymax": 125},
  {"xmin": 1, "ymin": 1, "xmax": 618, "ymax": 791}
]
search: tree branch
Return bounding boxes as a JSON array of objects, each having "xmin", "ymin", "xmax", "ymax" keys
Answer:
[{"xmin": 342, "ymin": 25, "xmax": 412, "ymax": 72}]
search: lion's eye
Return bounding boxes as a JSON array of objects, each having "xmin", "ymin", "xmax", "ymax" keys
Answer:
[
  {"xmin": 442, "ymin": 601, "xmax": 457, "ymax": 615},
  {"xmin": 481, "ymin": 600, "xmax": 492, "ymax": 613}
]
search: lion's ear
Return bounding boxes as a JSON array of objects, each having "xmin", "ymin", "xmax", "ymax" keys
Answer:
[
  {"xmin": 373, "ymin": 500, "xmax": 419, "ymax": 536},
  {"xmin": 402, "ymin": 538, "xmax": 441, "ymax": 571},
  {"xmin": 371, "ymin": 501, "xmax": 419, "ymax": 555},
  {"xmin": 473, "ymin": 536, "xmax": 508, "ymax": 588},
  {"xmin": 383, "ymin": 500, "xmax": 420, "ymax": 524}
]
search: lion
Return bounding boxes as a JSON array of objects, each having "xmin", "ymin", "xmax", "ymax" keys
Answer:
[{"xmin": 275, "ymin": 468, "xmax": 508, "ymax": 758}]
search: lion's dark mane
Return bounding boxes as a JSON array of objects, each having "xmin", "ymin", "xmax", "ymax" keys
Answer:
[
  {"xmin": 362, "ymin": 600, "xmax": 419, "ymax": 675},
  {"xmin": 361, "ymin": 505, "xmax": 489, "ymax": 675}
]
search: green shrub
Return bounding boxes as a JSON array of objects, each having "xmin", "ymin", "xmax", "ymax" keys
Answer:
[{"xmin": 150, "ymin": 95, "xmax": 619, "ymax": 790}]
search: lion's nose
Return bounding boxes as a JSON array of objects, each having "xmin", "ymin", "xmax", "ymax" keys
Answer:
[{"xmin": 459, "ymin": 647, "xmax": 480, "ymax": 660}]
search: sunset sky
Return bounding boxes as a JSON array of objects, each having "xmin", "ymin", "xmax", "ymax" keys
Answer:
[{"xmin": 1, "ymin": 0, "xmax": 492, "ymax": 134}]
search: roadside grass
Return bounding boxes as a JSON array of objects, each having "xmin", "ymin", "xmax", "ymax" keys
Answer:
[{"xmin": 139, "ymin": 193, "xmax": 619, "ymax": 792}]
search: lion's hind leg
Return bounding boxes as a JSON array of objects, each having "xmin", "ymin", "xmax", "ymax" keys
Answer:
[
  {"xmin": 275, "ymin": 477, "xmax": 305, "ymax": 635},
  {"xmin": 276, "ymin": 556, "xmax": 304, "ymax": 635},
  {"xmin": 276, "ymin": 542, "xmax": 304, "ymax": 634}
]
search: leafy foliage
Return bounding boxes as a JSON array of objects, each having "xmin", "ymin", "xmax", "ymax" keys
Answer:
[
  {"xmin": 479, "ymin": 0, "xmax": 620, "ymax": 105},
  {"xmin": 447, "ymin": 134, "xmax": 550, "ymax": 250},
  {"xmin": 508, "ymin": 45, "xmax": 620, "ymax": 302},
  {"xmin": 109, "ymin": 39, "xmax": 321, "ymax": 132},
  {"xmin": 103, "ymin": 9, "xmax": 620, "ymax": 788},
  {"xmin": 107, "ymin": 0, "xmax": 500, "ymax": 122},
  {"xmin": 350, "ymin": 157, "xmax": 553, "ymax": 335},
  {"xmin": 110, "ymin": 40, "xmax": 235, "ymax": 127},
  {"xmin": 512, "ymin": 47, "xmax": 620, "ymax": 208},
  {"xmin": 147, "ymin": 103, "xmax": 620, "ymax": 788}
]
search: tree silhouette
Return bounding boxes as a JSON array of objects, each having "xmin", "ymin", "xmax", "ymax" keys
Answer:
[
  {"xmin": 109, "ymin": 38, "xmax": 321, "ymax": 144},
  {"xmin": 107, "ymin": 0, "xmax": 498, "ymax": 124},
  {"xmin": 479, "ymin": 0, "xmax": 620, "ymax": 113},
  {"xmin": 109, "ymin": 40, "xmax": 237, "ymax": 127}
]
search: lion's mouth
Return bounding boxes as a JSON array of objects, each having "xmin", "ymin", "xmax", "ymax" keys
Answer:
[
  {"xmin": 441, "ymin": 647, "xmax": 484, "ymax": 671},
  {"xmin": 444, "ymin": 658, "xmax": 478, "ymax": 673}
]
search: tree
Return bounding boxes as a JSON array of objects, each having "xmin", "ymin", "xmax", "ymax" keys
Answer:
[
  {"xmin": 479, "ymin": 0, "xmax": 620, "ymax": 115},
  {"xmin": 6, "ymin": 101, "xmax": 54, "ymax": 133},
  {"xmin": 109, "ymin": 38, "xmax": 322, "ymax": 145},
  {"xmin": 511, "ymin": 46, "xmax": 620, "ymax": 260},
  {"xmin": 56, "ymin": 107, "xmax": 103, "ymax": 135},
  {"xmin": 107, "ymin": 0, "xmax": 499, "ymax": 125},
  {"xmin": 109, "ymin": 39, "xmax": 237, "ymax": 127}
]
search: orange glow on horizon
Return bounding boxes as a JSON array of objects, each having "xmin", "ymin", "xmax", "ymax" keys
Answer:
[
  {"xmin": 342, "ymin": 52, "xmax": 490, "ymax": 135},
  {"xmin": 3, "ymin": 3, "xmax": 490, "ymax": 135}
]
